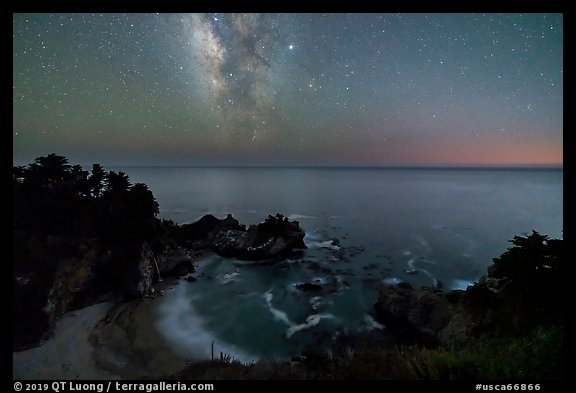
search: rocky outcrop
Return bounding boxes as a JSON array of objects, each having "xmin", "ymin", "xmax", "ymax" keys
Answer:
[
  {"xmin": 437, "ymin": 308, "xmax": 478, "ymax": 348},
  {"xmin": 43, "ymin": 246, "xmax": 100, "ymax": 320},
  {"xmin": 152, "ymin": 236, "xmax": 194, "ymax": 276},
  {"xmin": 373, "ymin": 282, "xmax": 503, "ymax": 348},
  {"xmin": 134, "ymin": 243, "xmax": 155, "ymax": 297},
  {"xmin": 176, "ymin": 213, "xmax": 307, "ymax": 261},
  {"xmin": 373, "ymin": 282, "xmax": 455, "ymax": 345},
  {"xmin": 176, "ymin": 214, "xmax": 243, "ymax": 248},
  {"xmin": 13, "ymin": 233, "xmax": 189, "ymax": 351},
  {"xmin": 13, "ymin": 235, "xmax": 111, "ymax": 350}
]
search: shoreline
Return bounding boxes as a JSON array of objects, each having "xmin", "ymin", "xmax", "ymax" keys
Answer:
[{"xmin": 13, "ymin": 278, "xmax": 189, "ymax": 380}]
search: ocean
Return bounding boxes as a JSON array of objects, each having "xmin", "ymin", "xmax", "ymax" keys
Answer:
[{"xmin": 111, "ymin": 167, "xmax": 563, "ymax": 361}]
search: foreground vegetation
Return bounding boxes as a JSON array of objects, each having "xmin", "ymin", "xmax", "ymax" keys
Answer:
[{"xmin": 167, "ymin": 325, "xmax": 562, "ymax": 380}]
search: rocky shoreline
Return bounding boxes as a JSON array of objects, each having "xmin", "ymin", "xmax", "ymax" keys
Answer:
[
  {"xmin": 13, "ymin": 211, "xmax": 311, "ymax": 380},
  {"xmin": 13, "ymin": 277, "xmax": 190, "ymax": 379},
  {"xmin": 13, "ymin": 212, "xmax": 307, "ymax": 352}
]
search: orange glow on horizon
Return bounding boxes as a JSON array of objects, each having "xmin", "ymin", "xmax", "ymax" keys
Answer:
[{"xmin": 361, "ymin": 134, "xmax": 563, "ymax": 167}]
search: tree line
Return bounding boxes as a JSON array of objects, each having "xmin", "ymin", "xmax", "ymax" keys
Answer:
[{"xmin": 13, "ymin": 153, "xmax": 160, "ymax": 243}]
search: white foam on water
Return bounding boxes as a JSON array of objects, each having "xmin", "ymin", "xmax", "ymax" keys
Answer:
[
  {"xmin": 364, "ymin": 314, "xmax": 385, "ymax": 330},
  {"xmin": 449, "ymin": 279, "xmax": 476, "ymax": 290},
  {"xmin": 285, "ymin": 314, "xmax": 335, "ymax": 338},
  {"xmin": 407, "ymin": 257, "xmax": 438, "ymax": 287},
  {"xmin": 155, "ymin": 282, "xmax": 257, "ymax": 362},
  {"xmin": 306, "ymin": 240, "xmax": 341, "ymax": 251},
  {"xmin": 304, "ymin": 231, "xmax": 323, "ymax": 242},
  {"xmin": 263, "ymin": 290, "xmax": 294, "ymax": 327},
  {"xmin": 407, "ymin": 256, "xmax": 417, "ymax": 270},
  {"xmin": 263, "ymin": 291, "xmax": 335, "ymax": 338},
  {"xmin": 217, "ymin": 271, "xmax": 241, "ymax": 284},
  {"xmin": 309, "ymin": 296, "xmax": 329, "ymax": 311},
  {"xmin": 304, "ymin": 232, "xmax": 318, "ymax": 240},
  {"xmin": 321, "ymin": 240, "xmax": 341, "ymax": 250},
  {"xmin": 382, "ymin": 277, "xmax": 403, "ymax": 285}
]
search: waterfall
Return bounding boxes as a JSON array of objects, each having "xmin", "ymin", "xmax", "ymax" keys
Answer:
[{"xmin": 151, "ymin": 248, "xmax": 162, "ymax": 282}]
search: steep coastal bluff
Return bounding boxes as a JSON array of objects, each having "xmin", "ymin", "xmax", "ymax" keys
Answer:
[{"xmin": 13, "ymin": 154, "xmax": 307, "ymax": 350}]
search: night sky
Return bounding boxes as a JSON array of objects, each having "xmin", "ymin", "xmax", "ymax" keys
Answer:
[{"xmin": 13, "ymin": 13, "xmax": 563, "ymax": 166}]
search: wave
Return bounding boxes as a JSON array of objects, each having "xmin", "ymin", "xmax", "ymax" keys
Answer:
[
  {"xmin": 217, "ymin": 271, "xmax": 241, "ymax": 284},
  {"xmin": 407, "ymin": 257, "xmax": 439, "ymax": 288},
  {"xmin": 304, "ymin": 231, "xmax": 322, "ymax": 241},
  {"xmin": 449, "ymin": 279, "xmax": 476, "ymax": 290},
  {"xmin": 305, "ymin": 239, "xmax": 341, "ymax": 251},
  {"xmin": 263, "ymin": 290, "xmax": 294, "ymax": 326},
  {"xmin": 285, "ymin": 313, "xmax": 335, "ymax": 338},
  {"xmin": 304, "ymin": 231, "xmax": 341, "ymax": 250},
  {"xmin": 382, "ymin": 277, "xmax": 403, "ymax": 285},
  {"xmin": 364, "ymin": 314, "xmax": 385, "ymax": 331},
  {"xmin": 263, "ymin": 290, "xmax": 335, "ymax": 339},
  {"xmin": 155, "ymin": 283, "xmax": 256, "ymax": 362}
]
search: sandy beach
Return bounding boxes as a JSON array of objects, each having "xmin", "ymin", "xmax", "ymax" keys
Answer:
[{"xmin": 13, "ymin": 278, "xmax": 189, "ymax": 380}]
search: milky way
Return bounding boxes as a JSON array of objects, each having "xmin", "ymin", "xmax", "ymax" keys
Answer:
[
  {"xmin": 13, "ymin": 13, "xmax": 563, "ymax": 166},
  {"xmin": 182, "ymin": 13, "xmax": 282, "ymax": 144}
]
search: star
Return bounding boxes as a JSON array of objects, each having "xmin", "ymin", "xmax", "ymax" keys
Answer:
[{"xmin": 11, "ymin": 13, "xmax": 562, "ymax": 167}]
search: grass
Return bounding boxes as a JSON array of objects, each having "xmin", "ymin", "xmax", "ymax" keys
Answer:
[
  {"xmin": 399, "ymin": 325, "xmax": 563, "ymax": 380},
  {"xmin": 167, "ymin": 325, "xmax": 562, "ymax": 380}
]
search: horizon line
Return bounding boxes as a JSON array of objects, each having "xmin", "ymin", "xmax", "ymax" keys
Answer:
[{"xmin": 95, "ymin": 163, "xmax": 563, "ymax": 170}]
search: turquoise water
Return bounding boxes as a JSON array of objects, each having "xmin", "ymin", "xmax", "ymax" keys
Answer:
[{"xmin": 116, "ymin": 167, "xmax": 562, "ymax": 360}]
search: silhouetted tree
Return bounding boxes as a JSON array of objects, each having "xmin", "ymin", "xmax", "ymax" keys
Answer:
[
  {"xmin": 128, "ymin": 183, "xmax": 159, "ymax": 218},
  {"xmin": 489, "ymin": 231, "xmax": 562, "ymax": 289},
  {"xmin": 483, "ymin": 230, "xmax": 563, "ymax": 331},
  {"xmin": 105, "ymin": 171, "xmax": 131, "ymax": 196},
  {"xmin": 26, "ymin": 153, "xmax": 72, "ymax": 189},
  {"xmin": 13, "ymin": 154, "xmax": 81, "ymax": 234},
  {"xmin": 121, "ymin": 183, "xmax": 160, "ymax": 241},
  {"xmin": 87, "ymin": 163, "xmax": 106, "ymax": 198},
  {"xmin": 68, "ymin": 164, "xmax": 90, "ymax": 197}
]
